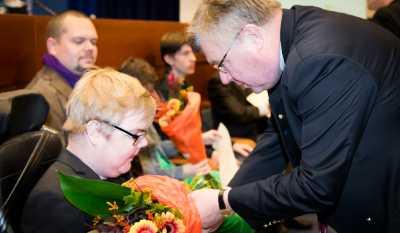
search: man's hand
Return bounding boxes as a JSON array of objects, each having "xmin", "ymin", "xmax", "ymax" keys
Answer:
[
  {"xmin": 232, "ymin": 143, "xmax": 254, "ymax": 157},
  {"xmin": 202, "ymin": 129, "xmax": 221, "ymax": 145},
  {"xmin": 189, "ymin": 189, "xmax": 224, "ymax": 232},
  {"xmin": 182, "ymin": 159, "xmax": 211, "ymax": 176}
]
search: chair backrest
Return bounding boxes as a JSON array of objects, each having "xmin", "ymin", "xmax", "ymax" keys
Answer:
[
  {"xmin": 0, "ymin": 130, "xmax": 62, "ymax": 232},
  {"xmin": 0, "ymin": 89, "xmax": 62, "ymax": 232},
  {"xmin": 0, "ymin": 89, "xmax": 49, "ymax": 144},
  {"xmin": 0, "ymin": 209, "xmax": 15, "ymax": 233}
]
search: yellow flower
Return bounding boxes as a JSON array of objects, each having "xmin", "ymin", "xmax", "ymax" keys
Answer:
[
  {"xmin": 155, "ymin": 212, "xmax": 185, "ymax": 233},
  {"xmin": 129, "ymin": 219, "xmax": 158, "ymax": 233},
  {"xmin": 167, "ymin": 98, "xmax": 182, "ymax": 112},
  {"xmin": 113, "ymin": 214, "xmax": 125, "ymax": 225},
  {"xmin": 106, "ymin": 201, "xmax": 119, "ymax": 212}
]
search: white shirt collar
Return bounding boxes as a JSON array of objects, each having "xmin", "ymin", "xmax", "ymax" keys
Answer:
[{"xmin": 279, "ymin": 42, "xmax": 285, "ymax": 71}]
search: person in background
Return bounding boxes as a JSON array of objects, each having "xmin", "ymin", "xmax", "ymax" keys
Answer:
[
  {"xmin": 21, "ymin": 68, "xmax": 155, "ymax": 233},
  {"xmin": 120, "ymin": 57, "xmax": 212, "ymax": 179},
  {"xmin": 157, "ymin": 31, "xmax": 196, "ymax": 100},
  {"xmin": 208, "ymin": 73, "xmax": 269, "ymax": 141},
  {"xmin": 119, "ymin": 57, "xmax": 254, "ymax": 179},
  {"xmin": 157, "ymin": 30, "xmax": 221, "ymax": 140},
  {"xmin": 188, "ymin": 0, "xmax": 400, "ymax": 233},
  {"xmin": 368, "ymin": 0, "xmax": 400, "ymax": 38},
  {"xmin": 26, "ymin": 10, "xmax": 98, "ymax": 131}
]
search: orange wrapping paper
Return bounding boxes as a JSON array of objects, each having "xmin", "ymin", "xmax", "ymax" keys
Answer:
[
  {"xmin": 160, "ymin": 92, "xmax": 207, "ymax": 163},
  {"xmin": 124, "ymin": 175, "xmax": 202, "ymax": 233}
]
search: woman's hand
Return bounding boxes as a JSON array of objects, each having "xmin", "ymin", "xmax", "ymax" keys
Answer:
[
  {"xmin": 182, "ymin": 159, "xmax": 211, "ymax": 176},
  {"xmin": 201, "ymin": 129, "xmax": 221, "ymax": 145}
]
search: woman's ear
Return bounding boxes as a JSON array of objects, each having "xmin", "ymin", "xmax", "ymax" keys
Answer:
[
  {"xmin": 86, "ymin": 120, "xmax": 106, "ymax": 146},
  {"xmin": 163, "ymin": 54, "xmax": 175, "ymax": 66}
]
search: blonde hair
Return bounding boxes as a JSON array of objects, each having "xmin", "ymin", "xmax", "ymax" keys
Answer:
[
  {"xmin": 189, "ymin": 0, "xmax": 281, "ymax": 45},
  {"xmin": 63, "ymin": 68, "xmax": 156, "ymax": 133}
]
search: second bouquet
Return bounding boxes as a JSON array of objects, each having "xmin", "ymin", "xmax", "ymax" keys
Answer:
[{"xmin": 157, "ymin": 91, "xmax": 206, "ymax": 164}]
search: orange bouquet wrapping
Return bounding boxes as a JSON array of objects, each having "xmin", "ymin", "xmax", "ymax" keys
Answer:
[
  {"xmin": 158, "ymin": 92, "xmax": 206, "ymax": 164},
  {"xmin": 123, "ymin": 175, "xmax": 202, "ymax": 233}
]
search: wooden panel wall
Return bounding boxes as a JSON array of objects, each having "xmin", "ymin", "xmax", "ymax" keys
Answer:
[{"xmin": 0, "ymin": 14, "xmax": 214, "ymax": 100}]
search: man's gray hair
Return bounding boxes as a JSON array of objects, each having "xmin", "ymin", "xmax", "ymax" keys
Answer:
[{"xmin": 189, "ymin": 0, "xmax": 281, "ymax": 47}]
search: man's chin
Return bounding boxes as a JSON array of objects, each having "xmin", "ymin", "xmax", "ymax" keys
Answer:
[
  {"xmin": 252, "ymin": 87, "xmax": 265, "ymax": 93},
  {"xmin": 235, "ymin": 82, "xmax": 262, "ymax": 92},
  {"xmin": 75, "ymin": 64, "xmax": 95, "ymax": 74}
]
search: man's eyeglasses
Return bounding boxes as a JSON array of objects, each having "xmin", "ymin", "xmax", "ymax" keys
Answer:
[
  {"xmin": 104, "ymin": 122, "xmax": 146, "ymax": 146},
  {"xmin": 216, "ymin": 28, "xmax": 243, "ymax": 74}
]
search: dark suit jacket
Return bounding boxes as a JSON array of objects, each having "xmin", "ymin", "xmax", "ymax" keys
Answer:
[
  {"xmin": 21, "ymin": 149, "xmax": 99, "ymax": 233},
  {"xmin": 229, "ymin": 6, "xmax": 400, "ymax": 233},
  {"xmin": 208, "ymin": 76, "xmax": 268, "ymax": 140},
  {"xmin": 371, "ymin": 0, "xmax": 400, "ymax": 39}
]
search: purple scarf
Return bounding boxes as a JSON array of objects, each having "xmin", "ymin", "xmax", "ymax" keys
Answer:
[{"xmin": 42, "ymin": 53, "xmax": 80, "ymax": 87}]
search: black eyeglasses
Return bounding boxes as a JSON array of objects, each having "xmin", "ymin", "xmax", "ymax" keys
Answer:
[
  {"xmin": 104, "ymin": 121, "xmax": 146, "ymax": 146},
  {"xmin": 216, "ymin": 28, "xmax": 243, "ymax": 73}
]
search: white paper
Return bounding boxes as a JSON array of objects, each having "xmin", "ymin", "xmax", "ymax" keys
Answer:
[
  {"xmin": 246, "ymin": 90, "xmax": 269, "ymax": 108},
  {"xmin": 212, "ymin": 123, "xmax": 239, "ymax": 187}
]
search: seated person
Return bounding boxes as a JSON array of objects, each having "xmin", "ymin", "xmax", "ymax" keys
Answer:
[
  {"xmin": 21, "ymin": 68, "xmax": 156, "ymax": 233},
  {"xmin": 119, "ymin": 58, "xmax": 254, "ymax": 179},
  {"xmin": 26, "ymin": 10, "xmax": 98, "ymax": 131},
  {"xmin": 157, "ymin": 31, "xmax": 196, "ymax": 100},
  {"xmin": 208, "ymin": 73, "xmax": 269, "ymax": 140}
]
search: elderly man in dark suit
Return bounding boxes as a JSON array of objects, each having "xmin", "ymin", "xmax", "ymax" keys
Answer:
[
  {"xmin": 188, "ymin": 1, "xmax": 400, "ymax": 233},
  {"xmin": 21, "ymin": 68, "xmax": 156, "ymax": 233}
]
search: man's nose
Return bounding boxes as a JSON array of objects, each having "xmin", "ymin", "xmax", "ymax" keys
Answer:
[{"xmin": 189, "ymin": 52, "xmax": 196, "ymax": 62}]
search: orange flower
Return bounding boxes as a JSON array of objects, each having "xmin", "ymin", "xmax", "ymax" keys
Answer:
[
  {"xmin": 129, "ymin": 220, "xmax": 158, "ymax": 233},
  {"xmin": 147, "ymin": 212, "xmax": 154, "ymax": 220}
]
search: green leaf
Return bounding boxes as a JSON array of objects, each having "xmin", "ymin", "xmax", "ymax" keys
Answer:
[
  {"xmin": 58, "ymin": 172, "xmax": 131, "ymax": 217},
  {"xmin": 186, "ymin": 173, "xmax": 222, "ymax": 190},
  {"xmin": 121, "ymin": 191, "xmax": 152, "ymax": 213}
]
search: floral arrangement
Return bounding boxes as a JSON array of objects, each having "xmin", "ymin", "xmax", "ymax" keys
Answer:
[
  {"xmin": 59, "ymin": 173, "xmax": 254, "ymax": 233},
  {"xmin": 156, "ymin": 91, "xmax": 206, "ymax": 164},
  {"xmin": 157, "ymin": 98, "xmax": 183, "ymax": 128},
  {"xmin": 59, "ymin": 173, "xmax": 188, "ymax": 233},
  {"xmin": 157, "ymin": 86, "xmax": 192, "ymax": 128}
]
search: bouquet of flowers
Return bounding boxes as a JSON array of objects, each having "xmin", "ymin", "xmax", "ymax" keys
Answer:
[
  {"xmin": 59, "ymin": 173, "xmax": 254, "ymax": 233},
  {"xmin": 156, "ymin": 91, "xmax": 206, "ymax": 164},
  {"xmin": 58, "ymin": 173, "xmax": 200, "ymax": 233}
]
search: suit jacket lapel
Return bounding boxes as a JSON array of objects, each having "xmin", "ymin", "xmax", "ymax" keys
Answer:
[{"xmin": 269, "ymin": 81, "xmax": 301, "ymax": 166}]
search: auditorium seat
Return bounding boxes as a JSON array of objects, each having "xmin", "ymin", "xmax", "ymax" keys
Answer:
[{"xmin": 0, "ymin": 90, "xmax": 62, "ymax": 233}]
